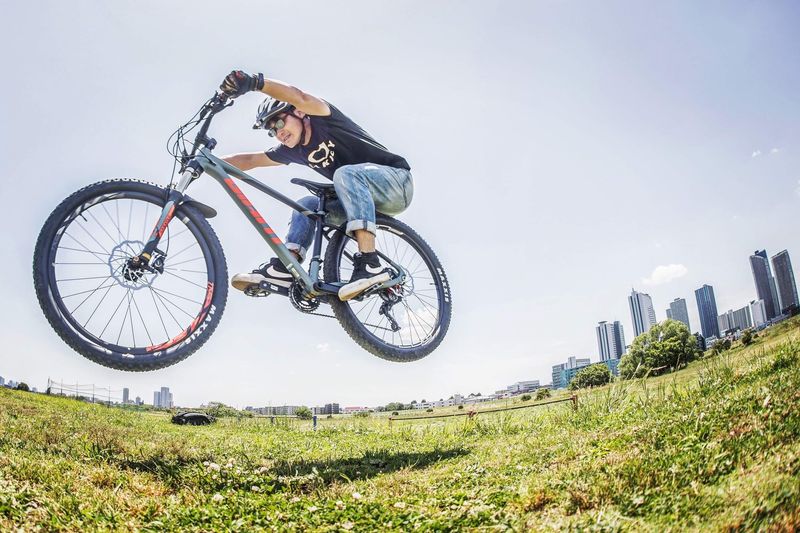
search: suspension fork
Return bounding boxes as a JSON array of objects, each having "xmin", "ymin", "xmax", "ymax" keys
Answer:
[{"xmin": 133, "ymin": 168, "xmax": 196, "ymax": 268}]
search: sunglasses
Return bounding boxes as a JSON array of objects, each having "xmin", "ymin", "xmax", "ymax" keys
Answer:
[{"xmin": 267, "ymin": 116, "xmax": 288, "ymax": 137}]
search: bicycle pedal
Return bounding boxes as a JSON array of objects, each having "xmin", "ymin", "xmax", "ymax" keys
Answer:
[{"xmin": 243, "ymin": 285, "xmax": 271, "ymax": 298}]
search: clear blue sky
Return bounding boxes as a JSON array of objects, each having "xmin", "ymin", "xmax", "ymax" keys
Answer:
[{"xmin": 1, "ymin": 1, "xmax": 798, "ymax": 407}]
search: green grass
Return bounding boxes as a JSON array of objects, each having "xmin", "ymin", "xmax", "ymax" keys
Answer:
[{"xmin": 2, "ymin": 319, "xmax": 800, "ymax": 531}]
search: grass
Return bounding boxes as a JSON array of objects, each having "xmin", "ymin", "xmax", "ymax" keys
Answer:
[{"xmin": 2, "ymin": 318, "xmax": 800, "ymax": 531}]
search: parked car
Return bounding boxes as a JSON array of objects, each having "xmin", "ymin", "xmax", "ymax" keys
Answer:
[{"xmin": 171, "ymin": 411, "xmax": 215, "ymax": 425}]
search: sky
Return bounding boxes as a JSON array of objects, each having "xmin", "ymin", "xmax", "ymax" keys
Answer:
[{"xmin": 1, "ymin": 1, "xmax": 798, "ymax": 408}]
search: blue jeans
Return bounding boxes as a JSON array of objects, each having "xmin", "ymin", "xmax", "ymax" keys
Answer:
[{"xmin": 285, "ymin": 163, "xmax": 414, "ymax": 260}]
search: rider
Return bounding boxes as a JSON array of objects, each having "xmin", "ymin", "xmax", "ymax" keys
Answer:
[{"xmin": 218, "ymin": 70, "xmax": 413, "ymax": 301}]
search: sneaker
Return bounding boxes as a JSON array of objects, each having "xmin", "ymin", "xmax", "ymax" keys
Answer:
[
  {"xmin": 337, "ymin": 251, "xmax": 391, "ymax": 301},
  {"xmin": 231, "ymin": 258, "xmax": 294, "ymax": 295}
]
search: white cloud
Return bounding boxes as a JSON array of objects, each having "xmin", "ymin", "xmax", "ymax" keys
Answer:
[
  {"xmin": 642, "ymin": 264, "xmax": 688, "ymax": 286},
  {"xmin": 796, "ymin": 180, "xmax": 800, "ymax": 198},
  {"xmin": 316, "ymin": 343, "xmax": 330, "ymax": 353},
  {"xmin": 770, "ymin": 147, "xmax": 780, "ymax": 154},
  {"xmin": 751, "ymin": 150, "xmax": 762, "ymax": 158}
]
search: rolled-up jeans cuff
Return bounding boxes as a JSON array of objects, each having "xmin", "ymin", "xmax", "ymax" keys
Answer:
[
  {"xmin": 286, "ymin": 243, "xmax": 307, "ymax": 261},
  {"xmin": 345, "ymin": 219, "xmax": 376, "ymax": 238}
]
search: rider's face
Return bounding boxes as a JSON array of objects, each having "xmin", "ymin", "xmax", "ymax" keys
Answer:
[{"xmin": 271, "ymin": 112, "xmax": 305, "ymax": 148}]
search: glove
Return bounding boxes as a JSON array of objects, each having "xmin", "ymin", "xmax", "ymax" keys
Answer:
[{"xmin": 219, "ymin": 70, "xmax": 264, "ymax": 98}]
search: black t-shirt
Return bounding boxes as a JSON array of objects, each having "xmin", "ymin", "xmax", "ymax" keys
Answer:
[{"xmin": 265, "ymin": 102, "xmax": 410, "ymax": 180}]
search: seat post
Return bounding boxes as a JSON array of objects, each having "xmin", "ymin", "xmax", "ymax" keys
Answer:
[{"xmin": 308, "ymin": 194, "xmax": 327, "ymax": 284}]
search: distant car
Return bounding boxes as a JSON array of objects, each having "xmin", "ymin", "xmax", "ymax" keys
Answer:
[{"xmin": 171, "ymin": 411, "xmax": 215, "ymax": 425}]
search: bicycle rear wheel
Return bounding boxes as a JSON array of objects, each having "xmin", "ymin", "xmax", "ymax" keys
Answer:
[
  {"xmin": 33, "ymin": 179, "xmax": 228, "ymax": 371},
  {"xmin": 323, "ymin": 214, "xmax": 452, "ymax": 362}
]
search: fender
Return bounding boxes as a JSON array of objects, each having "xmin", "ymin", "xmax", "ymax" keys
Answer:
[{"xmin": 181, "ymin": 195, "xmax": 217, "ymax": 218}]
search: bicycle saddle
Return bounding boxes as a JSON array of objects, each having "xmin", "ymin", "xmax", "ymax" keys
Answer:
[{"xmin": 290, "ymin": 178, "xmax": 336, "ymax": 197}]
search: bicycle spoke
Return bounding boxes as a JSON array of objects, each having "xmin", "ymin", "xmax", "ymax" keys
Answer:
[
  {"xmin": 99, "ymin": 288, "xmax": 131, "ymax": 339},
  {"xmin": 167, "ymin": 241, "xmax": 199, "ymax": 261},
  {"xmin": 151, "ymin": 288, "xmax": 197, "ymax": 319},
  {"xmin": 116, "ymin": 291, "xmax": 134, "ymax": 345},
  {"xmin": 150, "ymin": 286, "xmax": 203, "ymax": 305},
  {"xmin": 129, "ymin": 292, "xmax": 154, "ymax": 346},
  {"xmin": 82, "ymin": 281, "xmax": 118, "ymax": 329},
  {"xmin": 149, "ymin": 287, "xmax": 172, "ymax": 338},
  {"xmin": 57, "ymin": 275, "xmax": 115, "ymax": 282},
  {"xmin": 62, "ymin": 231, "xmax": 109, "ymax": 264},
  {"xmin": 167, "ymin": 256, "xmax": 204, "ymax": 268},
  {"xmin": 163, "ymin": 270, "xmax": 207, "ymax": 290}
]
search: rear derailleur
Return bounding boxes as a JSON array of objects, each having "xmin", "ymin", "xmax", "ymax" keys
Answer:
[{"xmin": 378, "ymin": 285, "xmax": 404, "ymax": 332}]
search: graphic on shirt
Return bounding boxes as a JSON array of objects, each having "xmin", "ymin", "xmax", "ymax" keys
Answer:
[{"xmin": 307, "ymin": 140, "xmax": 336, "ymax": 169}]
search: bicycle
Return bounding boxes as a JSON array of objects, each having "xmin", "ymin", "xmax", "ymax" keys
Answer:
[{"xmin": 33, "ymin": 92, "xmax": 452, "ymax": 371}]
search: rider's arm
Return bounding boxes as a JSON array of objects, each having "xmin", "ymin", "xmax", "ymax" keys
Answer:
[
  {"xmin": 222, "ymin": 152, "xmax": 283, "ymax": 171},
  {"xmin": 259, "ymin": 78, "xmax": 331, "ymax": 117}
]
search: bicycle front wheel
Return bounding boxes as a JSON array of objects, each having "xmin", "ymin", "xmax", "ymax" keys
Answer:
[
  {"xmin": 33, "ymin": 179, "xmax": 228, "ymax": 371},
  {"xmin": 323, "ymin": 214, "xmax": 452, "ymax": 362}
]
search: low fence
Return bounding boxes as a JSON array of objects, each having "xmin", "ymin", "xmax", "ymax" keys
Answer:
[{"xmin": 387, "ymin": 395, "xmax": 578, "ymax": 426}]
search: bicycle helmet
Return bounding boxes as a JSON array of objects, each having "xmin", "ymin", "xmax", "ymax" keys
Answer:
[{"xmin": 253, "ymin": 96, "xmax": 295, "ymax": 130}]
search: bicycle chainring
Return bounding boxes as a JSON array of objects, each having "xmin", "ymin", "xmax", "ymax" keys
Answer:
[{"xmin": 289, "ymin": 281, "xmax": 321, "ymax": 313}]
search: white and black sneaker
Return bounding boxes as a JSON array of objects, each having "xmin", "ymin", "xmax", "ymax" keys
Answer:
[
  {"xmin": 338, "ymin": 251, "xmax": 391, "ymax": 302},
  {"xmin": 231, "ymin": 258, "xmax": 294, "ymax": 296}
]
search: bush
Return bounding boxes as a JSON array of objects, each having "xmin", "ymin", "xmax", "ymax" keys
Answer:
[
  {"xmin": 741, "ymin": 329, "xmax": 754, "ymax": 346},
  {"xmin": 569, "ymin": 364, "xmax": 612, "ymax": 390},
  {"xmin": 520, "ymin": 394, "xmax": 532, "ymax": 401},
  {"xmin": 426, "ymin": 408, "xmax": 434, "ymax": 413},
  {"xmin": 15, "ymin": 382, "xmax": 30, "ymax": 392},
  {"xmin": 535, "ymin": 388, "xmax": 551, "ymax": 400},
  {"xmin": 353, "ymin": 411, "xmax": 370, "ymax": 418},
  {"xmin": 712, "ymin": 338, "xmax": 732, "ymax": 355},
  {"xmin": 295, "ymin": 406, "xmax": 313, "ymax": 420},
  {"xmin": 620, "ymin": 319, "xmax": 699, "ymax": 379},
  {"xmin": 391, "ymin": 411, "xmax": 398, "ymax": 416},
  {"xmin": 457, "ymin": 404, "xmax": 464, "ymax": 410}
]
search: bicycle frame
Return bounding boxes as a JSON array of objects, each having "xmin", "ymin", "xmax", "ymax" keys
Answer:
[{"xmin": 140, "ymin": 147, "xmax": 406, "ymax": 299}]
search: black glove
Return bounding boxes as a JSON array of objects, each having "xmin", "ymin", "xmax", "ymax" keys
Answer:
[{"xmin": 219, "ymin": 70, "xmax": 264, "ymax": 98}]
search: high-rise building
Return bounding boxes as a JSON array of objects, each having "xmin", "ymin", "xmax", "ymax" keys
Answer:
[
  {"xmin": 628, "ymin": 289, "xmax": 657, "ymax": 337},
  {"xmin": 718, "ymin": 306, "xmax": 752, "ymax": 334},
  {"xmin": 772, "ymin": 250, "xmax": 798, "ymax": 314},
  {"xmin": 135, "ymin": 396, "xmax": 142, "ymax": 405},
  {"xmin": 667, "ymin": 298, "xmax": 691, "ymax": 330},
  {"xmin": 750, "ymin": 299, "xmax": 767, "ymax": 327},
  {"xmin": 0, "ymin": 376, "xmax": 4, "ymax": 386},
  {"xmin": 695, "ymin": 284, "xmax": 720, "ymax": 339},
  {"xmin": 158, "ymin": 386, "xmax": 173, "ymax": 408},
  {"xmin": 596, "ymin": 321, "xmax": 626, "ymax": 360},
  {"xmin": 750, "ymin": 250, "xmax": 780, "ymax": 320},
  {"xmin": 122, "ymin": 388, "xmax": 130, "ymax": 404},
  {"xmin": 153, "ymin": 391, "xmax": 161, "ymax": 407}
]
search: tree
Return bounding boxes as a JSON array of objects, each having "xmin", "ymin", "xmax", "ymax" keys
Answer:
[
  {"xmin": 741, "ymin": 329, "xmax": 754, "ymax": 346},
  {"xmin": 569, "ymin": 364, "xmax": 611, "ymax": 390},
  {"xmin": 295, "ymin": 406, "xmax": 313, "ymax": 420},
  {"xmin": 15, "ymin": 382, "xmax": 30, "ymax": 392},
  {"xmin": 385, "ymin": 402, "xmax": 404, "ymax": 412},
  {"xmin": 536, "ymin": 388, "xmax": 551, "ymax": 400},
  {"xmin": 520, "ymin": 394, "xmax": 532, "ymax": 401},
  {"xmin": 620, "ymin": 319, "xmax": 700, "ymax": 379}
]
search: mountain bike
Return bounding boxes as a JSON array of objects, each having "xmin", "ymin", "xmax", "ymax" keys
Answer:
[{"xmin": 33, "ymin": 93, "xmax": 452, "ymax": 371}]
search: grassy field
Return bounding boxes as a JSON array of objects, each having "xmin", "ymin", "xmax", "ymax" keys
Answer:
[{"xmin": 2, "ymin": 319, "xmax": 800, "ymax": 531}]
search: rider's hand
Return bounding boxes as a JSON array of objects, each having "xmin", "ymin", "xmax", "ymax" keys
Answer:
[{"xmin": 219, "ymin": 70, "xmax": 265, "ymax": 98}]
